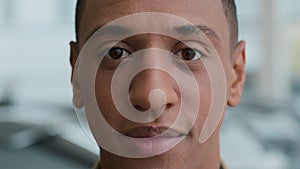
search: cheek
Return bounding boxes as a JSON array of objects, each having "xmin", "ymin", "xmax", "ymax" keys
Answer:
[
  {"xmin": 94, "ymin": 61, "xmax": 213, "ymax": 136},
  {"xmin": 190, "ymin": 64, "xmax": 212, "ymax": 135},
  {"xmin": 95, "ymin": 67, "xmax": 126, "ymax": 130}
]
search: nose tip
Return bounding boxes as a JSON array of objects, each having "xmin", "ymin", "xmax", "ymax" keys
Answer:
[
  {"xmin": 149, "ymin": 89, "xmax": 167, "ymax": 112},
  {"xmin": 129, "ymin": 69, "xmax": 179, "ymax": 112}
]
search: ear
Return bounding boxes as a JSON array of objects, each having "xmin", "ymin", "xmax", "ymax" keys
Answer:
[
  {"xmin": 227, "ymin": 41, "xmax": 246, "ymax": 107},
  {"xmin": 70, "ymin": 41, "xmax": 79, "ymax": 77},
  {"xmin": 70, "ymin": 41, "xmax": 84, "ymax": 108}
]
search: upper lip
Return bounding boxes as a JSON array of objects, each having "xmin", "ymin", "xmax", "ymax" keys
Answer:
[{"xmin": 122, "ymin": 126, "xmax": 186, "ymax": 138}]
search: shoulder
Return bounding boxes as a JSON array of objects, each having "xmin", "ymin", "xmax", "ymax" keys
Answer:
[
  {"xmin": 221, "ymin": 160, "xmax": 229, "ymax": 169},
  {"xmin": 92, "ymin": 160, "xmax": 101, "ymax": 169},
  {"xmin": 93, "ymin": 160, "xmax": 229, "ymax": 169}
]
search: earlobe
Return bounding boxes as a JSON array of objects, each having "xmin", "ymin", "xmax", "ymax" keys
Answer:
[
  {"xmin": 70, "ymin": 41, "xmax": 84, "ymax": 108},
  {"xmin": 227, "ymin": 41, "xmax": 246, "ymax": 107},
  {"xmin": 72, "ymin": 77, "xmax": 84, "ymax": 109}
]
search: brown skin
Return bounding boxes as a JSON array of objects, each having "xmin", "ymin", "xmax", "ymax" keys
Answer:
[{"xmin": 70, "ymin": 0, "xmax": 246, "ymax": 169}]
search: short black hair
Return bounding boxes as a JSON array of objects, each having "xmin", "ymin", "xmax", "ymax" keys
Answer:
[
  {"xmin": 75, "ymin": 0, "xmax": 238, "ymax": 46},
  {"xmin": 221, "ymin": 0, "xmax": 238, "ymax": 47},
  {"xmin": 75, "ymin": 0, "xmax": 86, "ymax": 42}
]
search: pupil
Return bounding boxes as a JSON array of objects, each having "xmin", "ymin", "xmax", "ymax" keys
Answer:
[
  {"xmin": 182, "ymin": 48, "xmax": 196, "ymax": 60},
  {"xmin": 109, "ymin": 48, "xmax": 123, "ymax": 59}
]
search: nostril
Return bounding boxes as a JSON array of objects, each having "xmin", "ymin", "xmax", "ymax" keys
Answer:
[
  {"xmin": 133, "ymin": 105, "xmax": 149, "ymax": 112},
  {"xmin": 166, "ymin": 103, "xmax": 173, "ymax": 109}
]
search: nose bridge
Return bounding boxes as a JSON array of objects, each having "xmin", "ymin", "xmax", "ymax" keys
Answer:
[
  {"xmin": 129, "ymin": 61, "xmax": 178, "ymax": 112},
  {"xmin": 135, "ymin": 68, "xmax": 169, "ymax": 92},
  {"xmin": 132, "ymin": 33, "xmax": 173, "ymax": 51}
]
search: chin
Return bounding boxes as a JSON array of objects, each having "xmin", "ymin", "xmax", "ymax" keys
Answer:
[{"xmin": 101, "ymin": 135, "xmax": 197, "ymax": 169}]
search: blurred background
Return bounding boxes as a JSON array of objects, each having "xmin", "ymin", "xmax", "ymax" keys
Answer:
[{"xmin": 0, "ymin": 0, "xmax": 299, "ymax": 169}]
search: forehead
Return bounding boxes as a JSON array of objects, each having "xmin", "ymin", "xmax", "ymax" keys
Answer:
[{"xmin": 79, "ymin": 0, "xmax": 229, "ymax": 49}]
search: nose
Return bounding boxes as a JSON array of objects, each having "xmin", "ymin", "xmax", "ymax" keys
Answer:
[{"xmin": 129, "ymin": 69, "xmax": 179, "ymax": 112}]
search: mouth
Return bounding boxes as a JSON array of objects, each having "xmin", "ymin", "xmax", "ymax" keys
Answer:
[
  {"xmin": 120, "ymin": 126, "xmax": 187, "ymax": 155},
  {"xmin": 123, "ymin": 126, "xmax": 186, "ymax": 138}
]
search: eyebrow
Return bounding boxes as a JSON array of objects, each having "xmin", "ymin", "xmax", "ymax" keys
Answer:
[
  {"xmin": 83, "ymin": 24, "xmax": 220, "ymax": 46},
  {"xmin": 84, "ymin": 25, "xmax": 132, "ymax": 43},
  {"xmin": 174, "ymin": 25, "xmax": 221, "ymax": 44}
]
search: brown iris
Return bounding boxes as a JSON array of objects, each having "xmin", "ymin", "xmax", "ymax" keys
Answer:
[
  {"xmin": 181, "ymin": 48, "xmax": 197, "ymax": 60},
  {"xmin": 108, "ymin": 47, "xmax": 125, "ymax": 59}
]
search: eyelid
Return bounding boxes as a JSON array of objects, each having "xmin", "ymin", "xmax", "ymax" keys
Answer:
[
  {"xmin": 174, "ymin": 48, "xmax": 204, "ymax": 61},
  {"xmin": 173, "ymin": 40, "xmax": 211, "ymax": 54},
  {"xmin": 172, "ymin": 44, "xmax": 209, "ymax": 60},
  {"xmin": 103, "ymin": 47, "xmax": 132, "ymax": 60},
  {"xmin": 99, "ymin": 40, "xmax": 134, "ymax": 59},
  {"xmin": 99, "ymin": 40, "xmax": 134, "ymax": 51},
  {"xmin": 105, "ymin": 46, "xmax": 131, "ymax": 54}
]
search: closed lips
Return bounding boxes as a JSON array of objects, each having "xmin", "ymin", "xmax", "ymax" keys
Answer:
[{"xmin": 122, "ymin": 126, "xmax": 186, "ymax": 138}]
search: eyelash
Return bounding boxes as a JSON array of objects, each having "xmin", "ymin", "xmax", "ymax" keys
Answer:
[
  {"xmin": 173, "ymin": 48, "xmax": 204, "ymax": 61},
  {"xmin": 103, "ymin": 47, "xmax": 132, "ymax": 60},
  {"xmin": 103, "ymin": 46, "xmax": 206, "ymax": 61}
]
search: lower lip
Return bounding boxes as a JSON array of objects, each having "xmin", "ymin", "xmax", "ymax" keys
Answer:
[{"xmin": 122, "ymin": 135, "xmax": 185, "ymax": 156}]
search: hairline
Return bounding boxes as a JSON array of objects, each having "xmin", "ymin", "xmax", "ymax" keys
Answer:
[{"xmin": 75, "ymin": 0, "xmax": 238, "ymax": 49}]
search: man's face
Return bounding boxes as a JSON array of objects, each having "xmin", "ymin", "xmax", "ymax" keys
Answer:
[{"xmin": 71, "ymin": 0, "xmax": 245, "ymax": 168}]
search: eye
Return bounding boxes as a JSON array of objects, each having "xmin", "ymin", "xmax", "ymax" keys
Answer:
[
  {"xmin": 175, "ymin": 48, "xmax": 203, "ymax": 61},
  {"xmin": 105, "ymin": 47, "xmax": 131, "ymax": 60}
]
